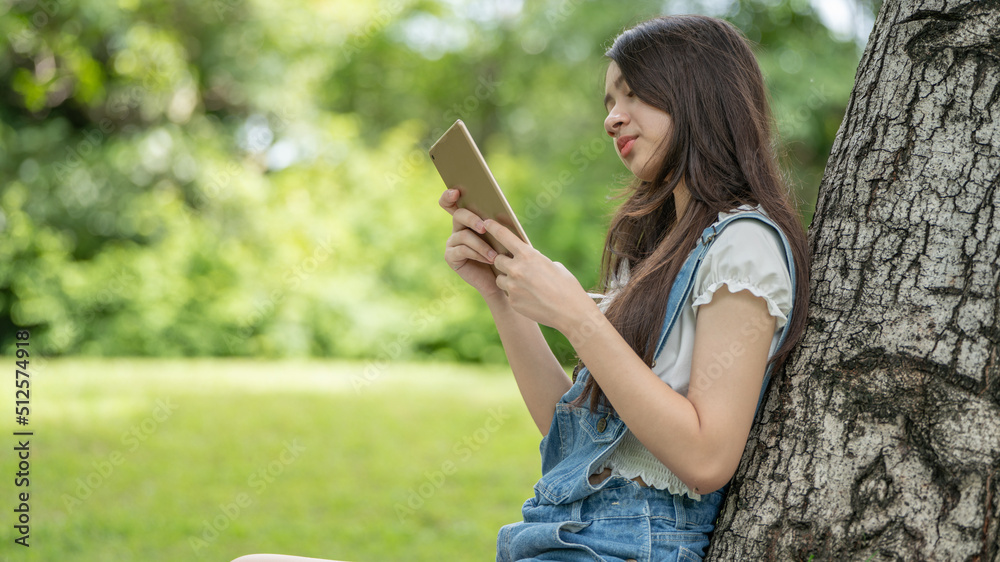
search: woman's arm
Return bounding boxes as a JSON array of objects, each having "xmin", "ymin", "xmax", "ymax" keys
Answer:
[
  {"xmin": 483, "ymin": 293, "xmax": 572, "ymax": 435},
  {"xmin": 561, "ymin": 284, "xmax": 774, "ymax": 494},
  {"xmin": 485, "ymin": 219, "xmax": 777, "ymax": 494},
  {"xmin": 438, "ymin": 189, "xmax": 571, "ymax": 435}
]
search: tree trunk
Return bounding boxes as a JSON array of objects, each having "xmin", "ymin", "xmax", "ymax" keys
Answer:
[{"xmin": 708, "ymin": 1, "xmax": 1000, "ymax": 560}]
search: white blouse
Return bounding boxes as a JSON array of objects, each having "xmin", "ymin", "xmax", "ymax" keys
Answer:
[{"xmin": 594, "ymin": 205, "xmax": 794, "ymax": 499}]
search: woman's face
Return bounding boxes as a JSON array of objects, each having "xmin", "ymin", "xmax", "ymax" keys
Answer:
[{"xmin": 604, "ymin": 61, "xmax": 673, "ymax": 182}]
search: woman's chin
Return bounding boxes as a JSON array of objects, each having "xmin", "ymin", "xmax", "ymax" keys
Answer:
[{"xmin": 633, "ymin": 167, "xmax": 656, "ymax": 183}]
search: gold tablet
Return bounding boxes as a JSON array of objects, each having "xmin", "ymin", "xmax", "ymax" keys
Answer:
[{"xmin": 429, "ymin": 120, "xmax": 530, "ymax": 259}]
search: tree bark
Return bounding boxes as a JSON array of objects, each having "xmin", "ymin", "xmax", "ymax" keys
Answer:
[{"xmin": 708, "ymin": 1, "xmax": 1000, "ymax": 560}]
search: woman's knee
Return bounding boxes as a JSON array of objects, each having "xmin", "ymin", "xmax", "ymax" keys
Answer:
[
  {"xmin": 233, "ymin": 554, "xmax": 308, "ymax": 562},
  {"xmin": 233, "ymin": 554, "xmax": 348, "ymax": 562}
]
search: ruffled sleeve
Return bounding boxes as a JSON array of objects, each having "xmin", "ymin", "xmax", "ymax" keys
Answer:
[{"xmin": 691, "ymin": 219, "xmax": 793, "ymax": 328}]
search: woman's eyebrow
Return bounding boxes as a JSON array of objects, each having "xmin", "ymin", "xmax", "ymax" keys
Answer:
[{"xmin": 603, "ymin": 74, "xmax": 626, "ymax": 109}]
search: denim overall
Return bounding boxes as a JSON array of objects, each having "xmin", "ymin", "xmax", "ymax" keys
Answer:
[{"xmin": 496, "ymin": 212, "xmax": 796, "ymax": 562}]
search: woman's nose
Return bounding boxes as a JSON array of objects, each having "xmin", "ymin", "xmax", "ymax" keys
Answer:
[{"xmin": 605, "ymin": 109, "xmax": 628, "ymax": 134}]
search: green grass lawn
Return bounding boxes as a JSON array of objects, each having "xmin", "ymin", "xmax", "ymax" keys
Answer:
[{"xmin": 0, "ymin": 358, "xmax": 546, "ymax": 561}]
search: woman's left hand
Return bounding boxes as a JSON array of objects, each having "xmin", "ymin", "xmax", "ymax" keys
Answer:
[{"xmin": 483, "ymin": 219, "xmax": 594, "ymax": 332}]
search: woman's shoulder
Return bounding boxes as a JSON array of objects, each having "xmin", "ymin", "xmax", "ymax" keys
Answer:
[
  {"xmin": 709, "ymin": 204, "xmax": 786, "ymax": 257},
  {"xmin": 701, "ymin": 211, "xmax": 789, "ymax": 276},
  {"xmin": 693, "ymin": 205, "xmax": 794, "ymax": 321}
]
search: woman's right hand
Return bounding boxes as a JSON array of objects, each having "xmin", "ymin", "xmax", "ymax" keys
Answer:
[{"xmin": 439, "ymin": 188, "xmax": 504, "ymax": 299}]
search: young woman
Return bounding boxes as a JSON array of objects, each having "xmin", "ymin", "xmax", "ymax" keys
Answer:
[
  {"xmin": 232, "ymin": 13, "xmax": 809, "ymax": 562},
  {"xmin": 441, "ymin": 14, "xmax": 809, "ymax": 561}
]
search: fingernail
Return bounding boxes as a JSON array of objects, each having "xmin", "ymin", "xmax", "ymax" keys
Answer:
[
  {"xmin": 487, "ymin": 250, "xmax": 497, "ymax": 260},
  {"xmin": 475, "ymin": 221, "xmax": 485, "ymax": 232}
]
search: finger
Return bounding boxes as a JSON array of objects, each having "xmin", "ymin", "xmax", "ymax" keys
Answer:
[
  {"xmin": 483, "ymin": 219, "xmax": 528, "ymax": 255},
  {"xmin": 445, "ymin": 244, "xmax": 496, "ymax": 268},
  {"xmin": 492, "ymin": 252, "xmax": 512, "ymax": 274},
  {"xmin": 494, "ymin": 272, "xmax": 509, "ymax": 294},
  {"xmin": 447, "ymin": 230, "xmax": 497, "ymax": 263},
  {"xmin": 452, "ymin": 208, "xmax": 487, "ymax": 234},
  {"xmin": 438, "ymin": 188, "xmax": 462, "ymax": 214}
]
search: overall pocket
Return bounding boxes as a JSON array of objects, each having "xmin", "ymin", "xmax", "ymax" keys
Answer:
[{"xmin": 534, "ymin": 404, "xmax": 625, "ymax": 506}]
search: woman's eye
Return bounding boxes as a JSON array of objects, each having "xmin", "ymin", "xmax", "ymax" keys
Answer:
[{"xmin": 605, "ymin": 91, "xmax": 635, "ymax": 113}]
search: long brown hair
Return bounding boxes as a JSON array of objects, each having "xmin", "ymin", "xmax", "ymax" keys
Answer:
[{"xmin": 575, "ymin": 15, "xmax": 810, "ymax": 411}]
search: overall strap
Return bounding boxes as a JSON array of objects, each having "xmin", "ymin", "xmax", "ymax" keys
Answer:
[{"xmin": 650, "ymin": 211, "xmax": 797, "ymax": 415}]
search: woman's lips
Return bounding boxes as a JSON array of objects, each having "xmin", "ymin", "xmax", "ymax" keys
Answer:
[{"xmin": 617, "ymin": 135, "xmax": 636, "ymax": 158}]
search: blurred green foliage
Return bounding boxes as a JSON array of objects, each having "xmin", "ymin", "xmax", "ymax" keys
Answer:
[{"xmin": 0, "ymin": 0, "xmax": 875, "ymax": 361}]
